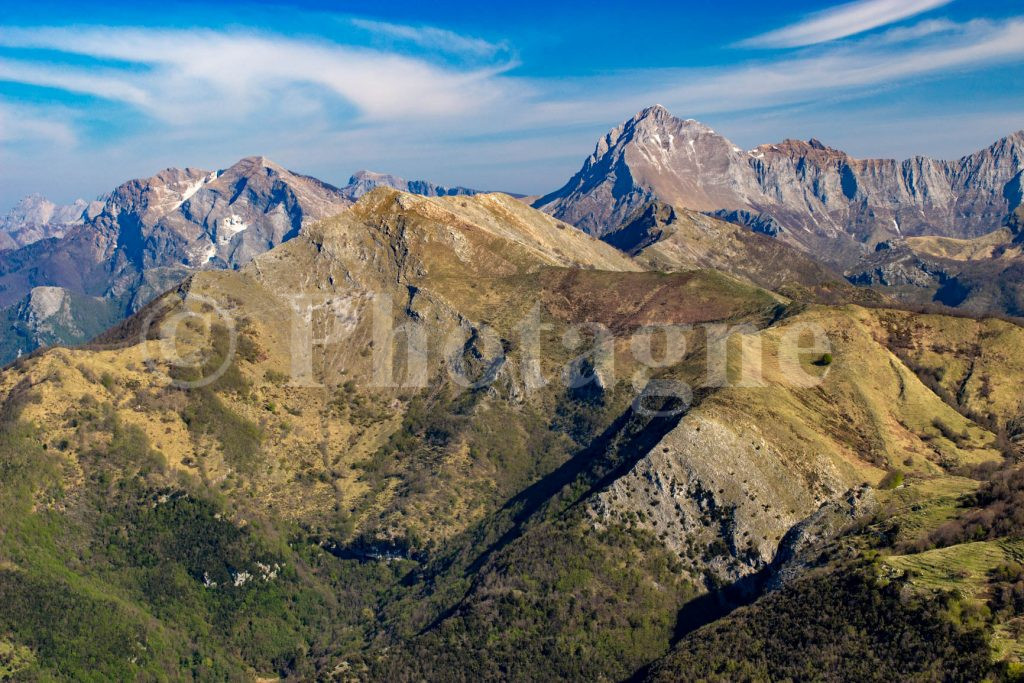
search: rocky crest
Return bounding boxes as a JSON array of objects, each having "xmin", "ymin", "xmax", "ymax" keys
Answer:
[
  {"xmin": 604, "ymin": 200, "xmax": 882, "ymax": 305},
  {"xmin": 89, "ymin": 156, "xmax": 351, "ymax": 275}
]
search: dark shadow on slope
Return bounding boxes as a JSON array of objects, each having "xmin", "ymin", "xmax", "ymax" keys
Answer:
[
  {"xmin": 627, "ymin": 499, "xmax": 831, "ymax": 682},
  {"xmin": 464, "ymin": 396, "xmax": 687, "ymax": 578},
  {"xmin": 408, "ymin": 395, "xmax": 690, "ymax": 637}
]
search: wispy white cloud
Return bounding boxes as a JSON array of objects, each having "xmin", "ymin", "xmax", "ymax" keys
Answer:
[
  {"xmin": 0, "ymin": 13, "xmax": 1022, "ymax": 207},
  {"xmin": 349, "ymin": 18, "xmax": 508, "ymax": 59},
  {"xmin": 867, "ymin": 17, "xmax": 960, "ymax": 44},
  {"xmin": 0, "ymin": 17, "xmax": 1018, "ymax": 136},
  {"xmin": 0, "ymin": 58, "xmax": 151, "ymax": 106},
  {"xmin": 0, "ymin": 27, "xmax": 521, "ymax": 123},
  {"xmin": 623, "ymin": 18, "xmax": 1024, "ymax": 118},
  {"xmin": 740, "ymin": 0, "xmax": 954, "ymax": 48}
]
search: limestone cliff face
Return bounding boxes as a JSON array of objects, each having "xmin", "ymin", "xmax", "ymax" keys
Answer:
[
  {"xmin": 748, "ymin": 134, "xmax": 1024, "ymax": 250},
  {"xmin": 589, "ymin": 413, "xmax": 867, "ymax": 586},
  {"xmin": 0, "ymin": 285, "xmax": 118, "ymax": 360},
  {"xmin": 537, "ymin": 106, "xmax": 1024, "ymax": 266},
  {"xmin": 587, "ymin": 304, "xmax": 999, "ymax": 590},
  {"xmin": 17, "ymin": 286, "xmax": 79, "ymax": 334}
]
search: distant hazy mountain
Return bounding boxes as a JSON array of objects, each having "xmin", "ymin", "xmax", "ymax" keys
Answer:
[
  {"xmin": 536, "ymin": 105, "xmax": 1024, "ymax": 266},
  {"xmin": 0, "ymin": 194, "xmax": 92, "ymax": 251},
  {"xmin": 341, "ymin": 170, "xmax": 480, "ymax": 200}
]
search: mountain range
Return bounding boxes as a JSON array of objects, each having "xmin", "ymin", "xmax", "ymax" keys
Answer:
[
  {"xmin": 0, "ymin": 194, "xmax": 94, "ymax": 251},
  {"xmin": 535, "ymin": 105, "xmax": 1024, "ymax": 264},
  {"xmin": 3, "ymin": 107, "xmax": 1024, "ymax": 678},
  {"xmin": 3, "ymin": 107, "xmax": 1022, "ymax": 365}
]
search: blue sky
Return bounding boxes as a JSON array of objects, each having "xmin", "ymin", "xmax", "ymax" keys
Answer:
[{"xmin": 1, "ymin": 0, "xmax": 1022, "ymax": 208}]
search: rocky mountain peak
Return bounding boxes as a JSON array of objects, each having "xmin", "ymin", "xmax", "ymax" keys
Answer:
[
  {"xmin": 96, "ymin": 167, "xmax": 216, "ymax": 228},
  {"xmin": 224, "ymin": 155, "xmax": 289, "ymax": 177},
  {"xmin": 0, "ymin": 156, "xmax": 352, "ymax": 328},
  {"xmin": 619, "ymin": 106, "xmax": 731, "ymax": 148},
  {"xmin": 535, "ymin": 107, "xmax": 751, "ymax": 233},
  {"xmin": 5, "ymin": 193, "xmax": 87, "ymax": 226},
  {"xmin": 348, "ymin": 169, "xmax": 404, "ymax": 186},
  {"xmin": 635, "ymin": 103, "xmax": 670, "ymax": 119}
]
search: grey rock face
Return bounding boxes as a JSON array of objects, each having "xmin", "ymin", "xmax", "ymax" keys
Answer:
[
  {"xmin": 589, "ymin": 412, "xmax": 861, "ymax": 589},
  {"xmin": 846, "ymin": 242, "xmax": 951, "ymax": 289},
  {"xmin": 0, "ymin": 194, "xmax": 89, "ymax": 251},
  {"xmin": 91, "ymin": 156, "xmax": 351, "ymax": 277},
  {"xmin": 537, "ymin": 106, "xmax": 1024, "ymax": 266},
  {"xmin": 0, "ymin": 156, "xmax": 352, "ymax": 306}
]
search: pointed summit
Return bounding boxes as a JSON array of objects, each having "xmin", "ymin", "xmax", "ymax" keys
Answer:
[
  {"xmin": 533, "ymin": 105, "xmax": 751, "ymax": 235},
  {"xmin": 633, "ymin": 103, "xmax": 670, "ymax": 121}
]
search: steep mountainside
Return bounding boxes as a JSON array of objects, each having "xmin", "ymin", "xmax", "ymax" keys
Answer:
[
  {"xmin": 534, "ymin": 107, "xmax": 752, "ymax": 236},
  {"xmin": 604, "ymin": 201, "xmax": 885, "ymax": 305},
  {"xmin": 536, "ymin": 106, "xmax": 1024, "ymax": 265},
  {"xmin": 847, "ymin": 233, "xmax": 1024, "ymax": 318},
  {"xmin": 0, "ymin": 194, "xmax": 91, "ymax": 251},
  {"xmin": 0, "ymin": 286, "xmax": 119, "ymax": 363},
  {"xmin": 2, "ymin": 187, "xmax": 1023, "ymax": 679}
]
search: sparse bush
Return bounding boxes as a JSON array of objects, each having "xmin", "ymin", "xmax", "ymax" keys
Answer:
[
  {"xmin": 878, "ymin": 470, "xmax": 904, "ymax": 490},
  {"xmin": 264, "ymin": 369, "xmax": 289, "ymax": 385}
]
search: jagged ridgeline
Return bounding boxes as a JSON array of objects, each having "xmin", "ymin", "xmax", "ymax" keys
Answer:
[{"xmin": 2, "ymin": 187, "xmax": 1024, "ymax": 679}]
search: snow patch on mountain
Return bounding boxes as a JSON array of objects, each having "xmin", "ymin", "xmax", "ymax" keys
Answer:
[
  {"xmin": 217, "ymin": 214, "xmax": 249, "ymax": 244},
  {"xmin": 173, "ymin": 171, "xmax": 219, "ymax": 210}
]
